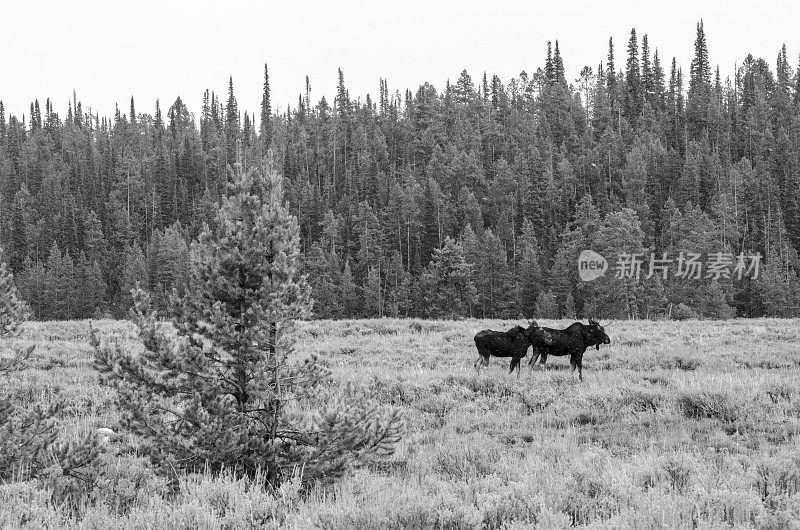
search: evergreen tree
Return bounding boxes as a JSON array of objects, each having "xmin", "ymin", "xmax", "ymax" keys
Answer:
[
  {"xmin": 0, "ymin": 100, "xmax": 6, "ymax": 143},
  {"xmin": 545, "ymin": 41, "xmax": 555, "ymax": 83},
  {"xmin": 340, "ymin": 259, "xmax": 359, "ymax": 317},
  {"xmin": 75, "ymin": 252, "xmax": 106, "ymax": 317},
  {"xmin": 755, "ymin": 250, "xmax": 800, "ymax": 317},
  {"xmin": 535, "ymin": 290, "xmax": 558, "ymax": 319},
  {"xmin": 419, "ymin": 236, "xmax": 476, "ymax": 318},
  {"xmin": 225, "ymin": 76, "xmax": 239, "ymax": 164},
  {"xmin": 625, "ymin": 28, "xmax": 641, "ymax": 121},
  {"xmin": 120, "ymin": 243, "xmax": 147, "ymax": 301},
  {"xmin": 688, "ymin": 20, "xmax": 712, "ymax": 138},
  {"xmin": 0, "ymin": 249, "xmax": 29, "ymax": 335},
  {"xmin": 607, "ymin": 37, "xmax": 618, "ymax": 110},
  {"xmin": 363, "ymin": 266, "xmax": 382, "ymax": 316},
  {"xmin": 553, "ymin": 40, "xmax": 566, "ymax": 85},
  {"xmin": 592, "ymin": 208, "xmax": 647, "ymax": 319},
  {"xmin": 795, "ymin": 54, "xmax": 800, "ymax": 107},
  {"xmin": 9, "ymin": 197, "xmax": 27, "ymax": 273},
  {"xmin": 152, "ymin": 224, "xmax": 190, "ymax": 302},
  {"xmin": 563, "ymin": 292, "xmax": 576, "ymax": 319},
  {"xmin": 516, "ymin": 219, "xmax": 543, "ymax": 317},
  {"xmin": 303, "ymin": 242, "xmax": 340, "ymax": 318},
  {"xmin": 473, "ymin": 229, "xmax": 514, "ymax": 318},
  {"xmin": 83, "ymin": 210, "xmax": 108, "ymax": 271},
  {"xmin": 94, "ymin": 153, "xmax": 403, "ymax": 489},
  {"xmin": 640, "ymin": 273, "xmax": 668, "ymax": 319},
  {"xmin": 652, "ymin": 49, "xmax": 666, "ymax": 111},
  {"xmin": 623, "ymin": 141, "xmax": 654, "ymax": 241},
  {"xmin": 641, "ymin": 34, "xmax": 653, "ymax": 107},
  {"xmin": 42, "ymin": 243, "xmax": 66, "ymax": 319},
  {"xmin": 260, "ymin": 63, "xmax": 272, "ymax": 149}
]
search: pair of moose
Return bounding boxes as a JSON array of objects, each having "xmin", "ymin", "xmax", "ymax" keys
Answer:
[{"xmin": 473, "ymin": 319, "xmax": 611, "ymax": 381}]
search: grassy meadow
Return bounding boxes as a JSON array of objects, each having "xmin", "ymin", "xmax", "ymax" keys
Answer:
[{"xmin": 2, "ymin": 318, "xmax": 800, "ymax": 528}]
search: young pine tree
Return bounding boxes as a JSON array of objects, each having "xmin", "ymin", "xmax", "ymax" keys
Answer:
[
  {"xmin": 1, "ymin": 249, "xmax": 99, "ymax": 495},
  {"xmin": 93, "ymin": 153, "xmax": 403, "ymax": 489}
]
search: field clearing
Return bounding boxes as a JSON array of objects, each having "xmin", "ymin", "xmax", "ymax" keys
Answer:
[{"xmin": 3, "ymin": 318, "xmax": 800, "ymax": 528}]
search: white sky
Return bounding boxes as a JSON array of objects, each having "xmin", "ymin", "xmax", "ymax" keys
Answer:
[{"xmin": 0, "ymin": 0, "xmax": 797, "ymax": 122}]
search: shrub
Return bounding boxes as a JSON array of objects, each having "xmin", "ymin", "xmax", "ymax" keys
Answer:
[
  {"xmin": 432, "ymin": 433, "xmax": 502, "ymax": 480},
  {"xmin": 660, "ymin": 454, "xmax": 694, "ymax": 493},
  {"xmin": 312, "ymin": 475, "xmax": 481, "ymax": 529},
  {"xmin": 764, "ymin": 381, "xmax": 793, "ymax": 403},
  {"xmin": 676, "ymin": 388, "xmax": 743, "ymax": 422},
  {"xmin": 0, "ymin": 481, "xmax": 67, "ymax": 528},
  {"xmin": 517, "ymin": 389, "xmax": 554, "ymax": 414},
  {"xmin": 662, "ymin": 355, "xmax": 703, "ymax": 371},
  {"xmin": 94, "ymin": 155, "xmax": 403, "ymax": 491},
  {"xmin": 671, "ymin": 303, "xmax": 698, "ymax": 320},
  {"xmin": 621, "ymin": 386, "xmax": 664, "ymax": 412},
  {"xmin": 753, "ymin": 453, "xmax": 800, "ymax": 501},
  {"xmin": 90, "ymin": 454, "xmax": 167, "ymax": 515},
  {"xmin": 562, "ymin": 452, "xmax": 621, "ymax": 525}
]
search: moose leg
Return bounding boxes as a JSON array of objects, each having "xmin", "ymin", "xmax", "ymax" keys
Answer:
[
  {"xmin": 475, "ymin": 349, "xmax": 490, "ymax": 373},
  {"xmin": 475, "ymin": 344, "xmax": 492, "ymax": 373},
  {"xmin": 510, "ymin": 357, "xmax": 523, "ymax": 377},
  {"xmin": 570, "ymin": 355, "xmax": 578, "ymax": 378},
  {"xmin": 577, "ymin": 355, "xmax": 584, "ymax": 382},
  {"xmin": 474, "ymin": 352, "xmax": 485, "ymax": 372},
  {"xmin": 528, "ymin": 350, "xmax": 540, "ymax": 370}
]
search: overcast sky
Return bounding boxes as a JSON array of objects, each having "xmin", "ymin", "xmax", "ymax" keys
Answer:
[{"xmin": 1, "ymin": 0, "xmax": 796, "ymax": 122}]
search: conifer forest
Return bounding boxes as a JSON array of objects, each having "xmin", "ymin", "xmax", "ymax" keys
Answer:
[{"xmin": 2, "ymin": 23, "xmax": 800, "ymax": 321}]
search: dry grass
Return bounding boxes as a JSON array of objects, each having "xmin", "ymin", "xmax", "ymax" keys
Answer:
[{"xmin": 2, "ymin": 318, "xmax": 800, "ymax": 528}]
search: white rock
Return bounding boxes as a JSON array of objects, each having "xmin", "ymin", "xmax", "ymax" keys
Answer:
[{"xmin": 97, "ymin": 427, "xmax": 115, "ymax": 445}]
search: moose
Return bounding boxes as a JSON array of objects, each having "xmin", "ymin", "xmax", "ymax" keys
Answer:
[
  {"xmin": 474, "ymin": 321, "xmax": 553, "ymax": 377},
  {"xmin": 527, "ymin": 319, "xmax": 611, "ymax": 381}
]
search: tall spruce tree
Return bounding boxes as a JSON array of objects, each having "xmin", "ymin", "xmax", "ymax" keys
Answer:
[
  {"xmin": 607, "ymin": 37, "xmax": 618, "ymax": 110},
  {"xmin": 225, "ymin": 76, "xmax": 239, "ymax": 165},
  {"xmin": 260, "ymin": 63, "xmax": 272, "ymax": 149},
  {"xmin": 687, "ymin": 19, "xmax": 712, "ymax": 138},
  {"xmin": 625, "ymin": 28, "xmax": 641, "ymax": 121},
  {"xmin": 641, "ymin": 34, "xmax": 653, "ymax": 107}
]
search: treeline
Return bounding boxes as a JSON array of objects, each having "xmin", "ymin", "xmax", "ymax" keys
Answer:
[{"xmin": 2, "ymin": 22, "xmax": 800, "ymax": 320}]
